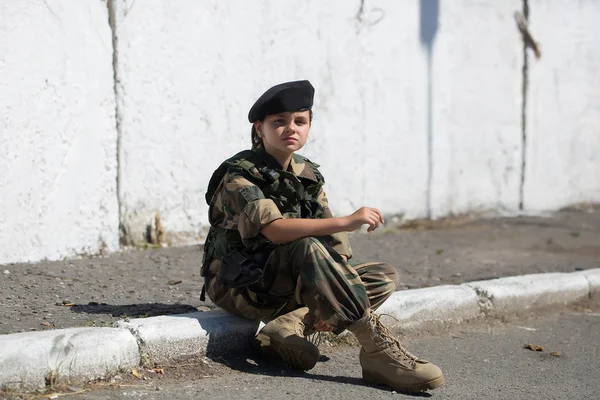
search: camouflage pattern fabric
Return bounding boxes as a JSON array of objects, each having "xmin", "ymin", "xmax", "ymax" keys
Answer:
[
  {"xmin": 204, "ymin": 147, "xmax": 352, "ymax": 258},
  {"xmin": 206, "ymin": 237, "xmax": 399, "ymax": 329},
  {"xmin": 202, "ymin": 147, "xmax": 398, "ymax": 328}
]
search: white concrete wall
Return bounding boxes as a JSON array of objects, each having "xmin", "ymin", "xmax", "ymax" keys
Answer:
[
  {"xmin": 1, "ymin": 0, "xmax": 599, "ymax": 264},
  {"xmin": 115, "ymin": 0, "xmax": 524, "ymax": 240},
  {"xmin": 524, "ymin": 0, "xmax": 600, "ymax": 210},
  {"xmin": 0, "ymin": 0, "xmax": 119, "ymax": 263},
  {"xmin": 113, "ymin": 0, "xmax": 429, "ymax": 243},
  {"xmin": 430, "ymin": 1, "xmax": 523, "ymax": 218}
]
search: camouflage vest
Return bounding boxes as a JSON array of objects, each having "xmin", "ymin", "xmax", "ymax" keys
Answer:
[{"xmin": 201, "ymin": 148, "xmax": 326, "ymax": 277}]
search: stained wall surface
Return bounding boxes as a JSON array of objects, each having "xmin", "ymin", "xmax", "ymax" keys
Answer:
[
  {"xmin": 429, "ymin": 1, "xmax": 523, "ymax": 218},
  {"xmin": 114, "ymin": 0, "xmax": 524, "ymax": 241},
  {"xmin": 1, "ymin": 0, "xmax": 599, "ymax": 264},
  {"xmin": 524, "ymin": 0, "xmax": 600, "ymax": 210},
  {"xmin": 0, "ymin": 0, "xmax": 119, "ymax": 263},
  {"xmin": 113, "ymin": 0, "xmax": 429, "ymax": 243}
]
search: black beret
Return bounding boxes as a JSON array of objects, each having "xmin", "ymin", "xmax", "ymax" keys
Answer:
[{"xmin": 248, "ymin": 80, "xmax": 315, "ymax": 123}]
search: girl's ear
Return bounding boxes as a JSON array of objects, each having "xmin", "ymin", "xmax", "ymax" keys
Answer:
[{"xmin": 253, "ymin": 121, "xmax": 262, "ymax": 136}]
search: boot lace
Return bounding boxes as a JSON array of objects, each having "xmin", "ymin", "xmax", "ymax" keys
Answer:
[
  {"xmin": 371, "ymin": 313, "xmax": 419, "ymax": 367},
  {"xmin": 302, "ymin": 311, "xmax": 318, "ymax": 337},
  {"xmin": 302, "ymin": 312, "xmax": 323, "ymax": 346}
]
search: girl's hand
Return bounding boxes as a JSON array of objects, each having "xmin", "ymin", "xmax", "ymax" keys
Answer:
[{"xmin": 342, "ymin": 207, "xmax": 385, "ymax": 232}]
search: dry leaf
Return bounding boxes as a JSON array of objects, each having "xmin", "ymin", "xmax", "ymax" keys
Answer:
[
  {"xmin": 524, "ymin": 344, "xmax": 544, "ymax": 352},
  {"xmin": 152, "ymin": 368, "xmax": 164, "ymax": 374},
  {"xmin": 550, "ymin": 351, "xmax": 560, "ymax": 357},
  {"xmin": 168, "ymin": 280, "xmax": 182, "ymax": 285},
  {"xmin": 64, "ymin": 303, "xmax": 74, "ymax": 307},
  {"xmin": 131, "ymin": 369, "xmax": 141, "ymax": 379},
  {"xmin": 41, "ymin": 321, "xmax": 50, "ymax": 327}
]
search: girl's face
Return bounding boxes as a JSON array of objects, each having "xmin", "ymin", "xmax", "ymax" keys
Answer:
[{"xmin": 255, "ymin": 110, "xmax": 311, "ymax": 157}]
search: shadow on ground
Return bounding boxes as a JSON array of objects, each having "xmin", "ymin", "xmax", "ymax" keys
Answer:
[
  {"xmin": 205, "ymin": 344, "xmax": 432, "ymax": 398},
  {"xmin": 70, "ymin": 302, "xmax": 199, "ymax": 318}
]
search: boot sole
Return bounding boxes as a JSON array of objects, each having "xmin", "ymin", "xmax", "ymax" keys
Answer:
[
  {"xmin": 362, "ymin": 370, "xmax": 445, "ymax": 392},
  {"xmin": 254, "ymin": 333, "xmax": 319, "ymax": 371}
]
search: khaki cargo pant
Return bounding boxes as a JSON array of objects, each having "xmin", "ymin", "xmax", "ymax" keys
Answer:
[{"xmin": 206, "ymin": 237, "xmax": 399, "ymax": 330}]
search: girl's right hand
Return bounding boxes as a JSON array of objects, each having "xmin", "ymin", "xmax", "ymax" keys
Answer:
[{"xmin": 343, "ymin": 207, "xmax": 385, "ymax": 232}]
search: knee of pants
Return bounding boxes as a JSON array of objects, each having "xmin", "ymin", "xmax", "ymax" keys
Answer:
[
  {"xmin": 287, "ymin": 236, "xmax": 323, "ymax": 251},
  {"xmin": 286, "ymin": 237, "xmax": 341, "ymax": 265},
  {"xmin": 381, "ymin": 263, "xmax": 401, "ymax": 290},
  {"xmin": 390, "ymin": 267, "xmax": 400, "ymax": 289}
]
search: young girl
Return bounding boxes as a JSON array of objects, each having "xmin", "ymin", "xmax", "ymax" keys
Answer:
[{"xmin": 201, "ymin": 80, "xmax": 444, "ymax": 392}]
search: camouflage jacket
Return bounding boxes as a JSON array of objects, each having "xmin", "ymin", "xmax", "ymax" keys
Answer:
[{"xmin": 201, "ymin": 147, "xmax": 352, "ymax": 277}]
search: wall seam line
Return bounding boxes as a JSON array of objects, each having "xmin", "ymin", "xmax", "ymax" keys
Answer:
[
  {"xmin": 519, "ymin": 0, "xmax": 530, "ymax": 211},
  {"xmin": 107, "ymin": 0, "xmax": 127, "ymax": 246}
]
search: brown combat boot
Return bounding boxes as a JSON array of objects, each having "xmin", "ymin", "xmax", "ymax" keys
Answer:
[
  {"xmin": 254, "ymin": 307, "xmax": 320, "ymax": 371},
  {"xmin": 348, "ymin": 309, "xmax": 444, "ymax": 392}
]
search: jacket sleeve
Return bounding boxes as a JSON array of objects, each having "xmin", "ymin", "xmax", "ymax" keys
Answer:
[
  {"xmin": 216, "ymin": 171, "xmax": 283, "ymax": 239},
  {"xmin": 316, "ymin": 187, "xmax": 353, "ymax": 260}
]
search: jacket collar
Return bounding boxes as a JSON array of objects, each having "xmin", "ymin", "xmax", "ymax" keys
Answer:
[{"xmin": 252, "ymin": 146, "xmax": 319, "ymax": 183}]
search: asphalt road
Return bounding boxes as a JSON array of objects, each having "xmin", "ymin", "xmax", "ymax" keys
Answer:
[
  {"xmin": 55, "ymin": 309, "xmax": 600, "ymax": 400},
  {"xmin": 2, "ymin": 210, "xmax": 599, "ymax": 335}
]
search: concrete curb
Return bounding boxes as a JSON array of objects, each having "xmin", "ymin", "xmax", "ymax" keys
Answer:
[
  {"xmin": 576, "ymin": 268, "xmax": 600, "ymax": 302},
  {"xmin": 116, "ymin": 310, "xmax": 259, "ymax": 365},
  {"xmin": 376, "ymin": 285, "xmax": 481, "ymax": 331},
  {"xmin": 0, "ymin": 327, "xmax": 139, "ymax": 390},
  {"xmin": 1, "ymin": 268, "xmax": 598, "ymax": 390},
  {"xmin": 463, "ymin": 272, "xmax": 590, "ymax": 314}
]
